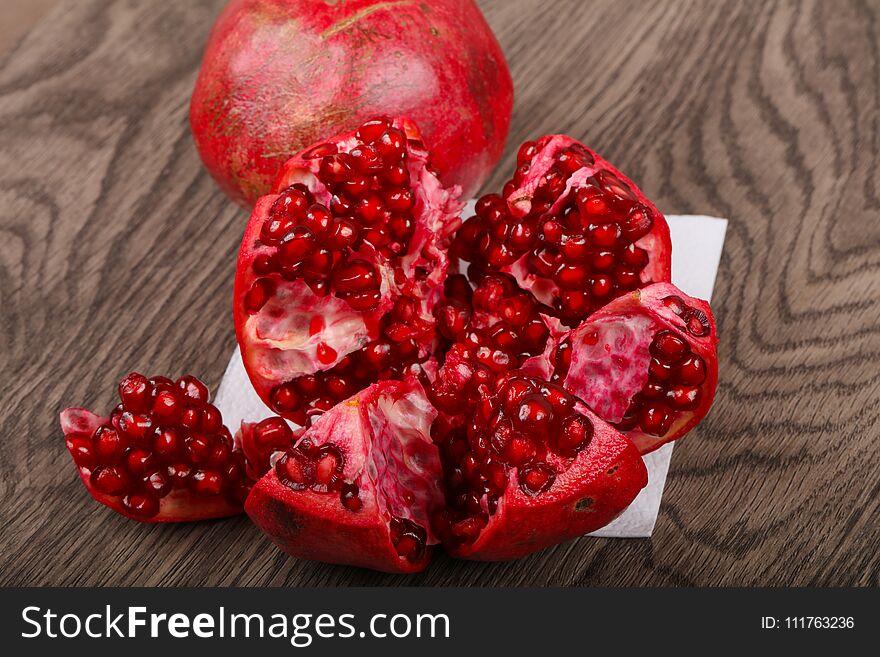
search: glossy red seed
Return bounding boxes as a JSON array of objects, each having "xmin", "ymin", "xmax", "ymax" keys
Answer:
[
  {"xmin": 677, "ymin": 355, "xmax": 707, "ymax": 385},
  {"xmin": 91, "ymin": 466, "xmax": 129, "ymax": 496},
  {"xmin": 190, "ymin": 469, "xmax": 224, "ymax": 496},
  {"xmin": 651, "ymin": 331, "xmax": 689, "ymax": 363},
  {"xmin": 118, "ymin": 372, "xmax": 151, "ymax": 412}
]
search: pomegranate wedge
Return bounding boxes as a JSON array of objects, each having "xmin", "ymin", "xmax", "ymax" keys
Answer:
[{"xmin": 246, "ymin": 377, "xmax": 445, "ymax": 573}]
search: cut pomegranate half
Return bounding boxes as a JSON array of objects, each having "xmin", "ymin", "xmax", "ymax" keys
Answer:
[
  {"xmin": 431, "ymin": 373, "xmax": 647, "ymax": 560},
  {"xmin": 59, "ymin": 373, "xmax": 288, "ymax": 522},
  {"xmin": 453, "ymin": 135, "xmax": 671, "ymax": 327},
  {"xmin": 245, "ymin": 376, "xmax": 445, "ymax": 573},
  {"xmin": 554, "ymin": 283, "xmax": 718, "ymax": 454},
  {"xmin": 234, "ymin": 117, "xmax": 463, "ymax": 428}
]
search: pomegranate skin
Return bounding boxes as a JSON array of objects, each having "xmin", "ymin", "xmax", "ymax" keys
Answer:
[{"xmin": 190, "ymin": 0, "xmax": 513, "ymax": 206}]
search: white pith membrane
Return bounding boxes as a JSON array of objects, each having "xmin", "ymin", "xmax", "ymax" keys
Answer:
[
  {"xmin": 237, "ymin": 117, "xmax": 463, "ymax": 423},
  {"xmin": 564, "ymin": 314, "xmax": 655, "ymax": 422}
]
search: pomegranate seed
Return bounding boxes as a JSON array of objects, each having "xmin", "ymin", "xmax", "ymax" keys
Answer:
[
  {"xmin": 666, "ymin": 385, "xmax": 701, "ymax": 410},
  {"xmin": 343, "ymin": 290, "xmax": 381, "ymax": 310},
  {"xmin": 651, "ymin": 331, "xmax": 689, "ymax": 363},
  {"xmin": 91, "ymin": 466, "xmax": 129, "ymax": 496},
  {"xmin": 318, "ymin": 153, "xmax": 353, "ymax": 182},
  {"xmin": 244, "ymin": 277, "xmax": 273, "ymax": 313},
  {"xmin": 340, "ymin": 481, "xmax": 362, "ymax": 511},
  {"xmin": 181, "ymin": 407, "xmax": 202, "ymax": 430},
  {"xmin": 349, "ymin": 143, "xmax": 383, "ymax": 173},
  {"xmin": 275, "ymin": 449, "xmax": 315, "ymax": 490},
  {"xmin": 383, "ymin": 164, "xmax": 409, "ymax": 186},
  {"xmin": 177, "ymin": 376, "xmax": 209, "ymax": 407},
  {"xmin": 556, "ymin": 414, "xmax": 593, "ymax": 456},
  {"xmin": 125, "ymin": 448, "xmax": 155, "ymax": 476},
  {"xmin": 513, "ymin": 394, "xmax": 553, "ymax": 433},
  {"xmin": 516, "ymin": 140, "xmax": 537, "ymax": 164},
  {"xmin": 589, "ymin": 223, "xmax": 621, "ymax": 248},
  {"xmin": 152, "ymin": 389, "xmax": 181, "ymax": 423},
  {"xmin": 184, "ymin": 434, "xmax": 211, "ymax": 465},
  {"xmin": 190, "ymin": 469, "xmax": 224, "ymax": 496},
  {"xmin": 153, "ymin": 428, "xmax": 181, "ymax": 459},
  {"xmin": 662, "ymin": 295, "xmax": 686, "ymax": 315},
  {"xmin": 331, "ymin": 260, "xmax": 378, "ymax": 293},
  {"xmin": 621, "ymin": 205, "xmax": 653, "ymax": 240},
  {"xmin": 142, "ymin": 470, "xmax": 172, "ymax": 498},
  {"xmin": 67, "ymin": 437, "xmax": 96, "ymax": 469},
  {"xmin": 684, "ymin": 309, "xmax": 711, "ymax": 337},
  {"xmin": 356, "ymin": 117, "xmax": 391, "ymax": 143},
  {"xmin": 277, "ymin": 226, "xmax": 315, "ymax": 266},
  {"xmin": 648, "ymin": 358, "xmax": 674, "ymax": 382},
  {"xmin": 166, "ymin": 462, "xmax": 192, "ymax": 487},
  {"xmin": 123, "ymin": 494, "xmax": 159, "ymax": 518},
  {"xmin": 118, "ymin": 373, "xmax": 151, "ymax": 412},
  {"xmin": 271, "ymin": 383, "xmax": 302, "ymax": 413},
  {"xmin": 519, "ymin": 462, "xmax": 556, "ymax": 496},
  {"xmin": 639, "ymin": 403, "xmax": 673, "ymax": 436},
  {"xmin": 303, "ymin": 204, "xmax": 331, "ymax": 236},
  {"xmin": 389, "ymin": 516, "xmax": 427, "ymax": 561},
  {"xmin": 201, "ymin": 405, "xmax": 223, "ymax": 433},
  {"xmin": 677, "ymin": 355, "xmax": 707, "ymax": 385},
  {"xmin": 375, "ymin": 128, "xmax": 406, "ymax": 163},
  {"xmin": 316, "ymin": 342, "xmax": 338, "ymax": 365},
  {"xmin": 555, "ymin": 264, "xmax": 589, "ymax": 290},
  {"xmin": 93, "ymin": 425, "xmax": 127, "ymax": 464},
  {"xmin": 254, "ymin": 417, "xmax": 293, "ymax": 448}
]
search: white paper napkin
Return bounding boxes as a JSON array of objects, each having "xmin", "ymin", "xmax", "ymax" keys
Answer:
[{"xmin": 215, "ymin": 213, "xmax": 727, "ymax": 538}]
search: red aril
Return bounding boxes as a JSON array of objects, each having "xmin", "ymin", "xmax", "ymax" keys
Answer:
[
  {"xmin": 554, "ymin": 283, "xmax": 718, "ymax": 454},
  {"xmin": 234, "ymin": 117, "xmax": 463, "ymax": 428},
  {"xmin": 245, "ymin": 376, "xmax": 444, "ymax": 573},
  {"xmin": 189, "ymin": 0, "xmax": 512, "ymax": 206}
]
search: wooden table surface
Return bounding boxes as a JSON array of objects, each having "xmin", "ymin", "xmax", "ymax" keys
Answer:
[{"xmin": 1, "ymin": 0, "xmax": 877, "ymax": 587}]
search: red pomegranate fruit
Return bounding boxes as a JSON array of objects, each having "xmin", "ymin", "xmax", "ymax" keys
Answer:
[
  {"xmin": 453, "ymin": 134, "xmax": 672, "ymax": 327},
  {"xmin": 59, "ymin": 373, "xmax": 286, "ymax": 522},
  {"xmin": 430, "ymin": 373, "xmax": 647, "ymax": 560},
  {"xmin": 245, "ymin": 376, "xmax": 444, "ymax": 573},
  {"xmin": 234, "ymin": 117, "xmax": 463, "ymax": 428},
  {"xmin": 554, "ymin": 283, "xmax": 718, "ymax": 454},
  {"xmin": 190, "ymin": 0, "xmax": 513, "ymax": 206}
]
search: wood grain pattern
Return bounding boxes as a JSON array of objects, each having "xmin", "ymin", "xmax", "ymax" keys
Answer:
[{"xmin": 1, "ymin": 0, "xmax": 877, "ymax": 586}]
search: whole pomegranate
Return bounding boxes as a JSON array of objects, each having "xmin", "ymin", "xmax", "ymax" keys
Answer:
[{"xmin": 190, "ymin": 0, "xmax": 513, "ymax": 206}]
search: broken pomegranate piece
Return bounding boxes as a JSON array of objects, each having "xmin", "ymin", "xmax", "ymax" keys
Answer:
[
  {"xmin": 453, "ymin": 134, "xmax": 671, "ymax": 327},
  {"xmin": 245, "ymin": 376, "xmax": 445, "ymax": 573},
  {"xmin": 431, "ymin": 373, "xmax": 647, "ymax": 560},
  {"xmin": 59, "ymin": 373, "xmax": 286, "ymax": 522},
  {"xmin": 234, "ymin": 116, "xmax": 463, "ymax": 428},
  {"xmin": 556, "ymin": 283, "xmax": 718, "ymax": 454}
]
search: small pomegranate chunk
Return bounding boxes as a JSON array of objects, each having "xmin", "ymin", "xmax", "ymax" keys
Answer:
[
  {"xmin": 60, "ymin": 373, "xmax": 297, "ymax": 522},
  {"xmin": 246, "ymin": 377, "xmax": 444, "ymax": 573},
  {"xmin": 557, "ymin": 283, "xmax": 718, "ymax": 454},
  {"xmin": 234, "ymin": 117, "xmax": 463, "ymax": 428},
  {"xmin": 453, "ymin": 135, "xmax": 672, "ymax": 327},
  {"xmin": 431, "ymin": 373, "xmax": 647, "ymax": 560}
]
